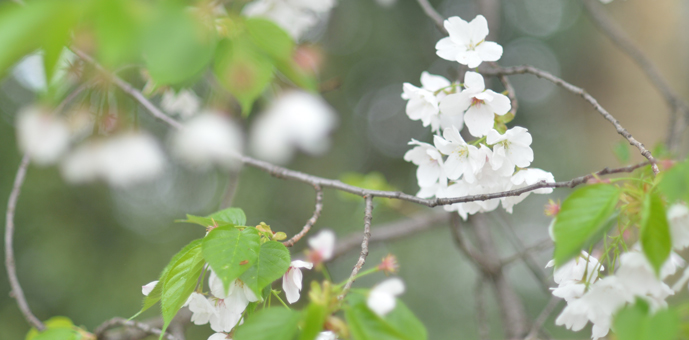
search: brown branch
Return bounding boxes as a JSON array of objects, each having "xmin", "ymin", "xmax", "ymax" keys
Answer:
[
  {"xmin": 580, "ymin": 0, "xmax": 689, "ymax": 150},
  {"xmin": 415, "ymin": 0, "xmax": 446, "ymax": 34},
  {"xmin": 471, "ymin": 215, "xmax": 529, "ymax": 338},
  {"xmin": 475, "ymin": 277, "xmax": 490, "ymax": 340},
  {"xmin": 340, "ymin": 195, "xmax": 374, "ymax": 298},
  {"xmin": 525, "ymin": 296, "xmax": 561, "ymax": 340},
  {"xmin": 5, "ymin": 155, "xmax": 44, "ymax": 331},
  {"xmin": 74, "ymin": 49, "xmax": 653, "ymax": 208},
  {"xmin": 482, "ymin": 65, "xmax": 660, "ymax": 174},
  {"xmin": 449, "ymin": 213, "xmax": 494, "ymax": 270},
  {"xmin": 333, "ymin": 210, "xmax": 450, "ymax": 258},
  {"xmin": 283, "ymin": 185, "xmax": 323, "ymax": 247},
  {"xmin": 94, "ymin": 318, "xmax": 178, "ymax": 340},
  {"xmin": 499, "ymin": 73, "xmax": 519, "ymax": 117}
]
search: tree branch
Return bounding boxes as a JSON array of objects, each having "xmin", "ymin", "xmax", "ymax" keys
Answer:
[
  {"xmin": 94, "ymin": 318, "xmax": 178, "ymax": 340},
  {"xmin": 580, "ymin": 0, "xmax": 689, "ymax": 150},
  {"xmin": 525, "ymin": 296, "xmax": 561, "ymax": 340},
  {"xmin": 481, "ymin": 65, "xmax": 659, "ymax": 174},
  {"xmin": 333, "ymin": 210, "xmax": 450, "ymax": 258},
  {"xmin": 415, "ymin": 0, "xmax": 446, "ymax": 34},
  {"xmin": 5, "ymin": 155, "xmax": 44, "ymax": 331},
  {"xmin": 340, "ymin": 195, "xmax": 374, "ymax": 298},
  {"xmin": 283, "ymin": 185, "xmax": 323, "ymax": 247}
]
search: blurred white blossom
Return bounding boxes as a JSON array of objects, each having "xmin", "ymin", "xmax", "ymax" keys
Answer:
[
  {"xmin": 308, "ymin": 229, "xmax": 335, "ymax": 263},
  {"xmin": 668, "ymin": 203, "xmax": 689, "ymax": 250},
  {"xmin": 17, "ymin": 106, "xmax": 70, "ymax": 165},
  {"xmin": 243, "ymin": 0, "xmax": 337, "ymax": 40},
  {"xmin": 161, "ymin": 89, "xmax": 201, "ymax": 119},
  {"xmin": 367, "ymin": 278, "xmax": 405, "ymax": 317},
  {"xmin": 171, "ymin": 113, "xmax": 244, "ymax": 170},
  {"xmin": 316, "ymin": 331, "xmax": 338, "ymax": 340},
  {"xmin": 207, "ymin": 333, "xmax": 229, "ymax": 340},
  {"xmin": 250, "ymin": 91, "xmax": 337, "ymax": 164},
  {"xmin": 61, "ymin": 132, "xmax": 166, "ymax": 187},
  {"xmin": 141, "ymin": 280, "xmax": 158, "ymax": 296},
  {"xmin": 401, "ymin": 72, "xmax": 463, "ymax": 132}
]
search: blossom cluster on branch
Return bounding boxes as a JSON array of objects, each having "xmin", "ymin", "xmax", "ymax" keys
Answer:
[{"xmin": 402, "ymin": 15, "xmax": 555, "ymax": 220}]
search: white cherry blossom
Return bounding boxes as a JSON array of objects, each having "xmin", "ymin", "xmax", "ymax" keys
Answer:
[
  {"xmin": 367, "ymin": 277, "xmax": 405, "ymax": 317},
  {"xmin": 141, "ymin": 281, "xmax": 158, "ymax": 296},
  {"xmin": 171, "ymin": 113, "xmax": 244, "ymax": 170},
  {"xmin": 208, "ymin": 333, "xmax": 229, "ymax": 340},
  {"xmin": 161, "ymin": 89, "xmax": 200, "ymax": 119},
  {"xmin": 555, "ymin": 276, "xmax": 633, "ymax": 340},
  {"xmin": 209, "ymin": 271, "xmax": 259, "ymax": 310},
  {"xmin": 283, "ymin": 260, "xmax": 313, "ymax": 304},
  {"xmin": 188, "ymin": 292, "xmax": 219, "ymax": 326},
  {"xmin": 668, "ymin": 203, "xmax": 689, "ymax": 250},
  {"xmin": 435, "ymin": 15, "xmax": 503, "ymax": 68},
  {"xmin": 17, "ymin": 106, "xmax": 70, "ymax": 165},
  {"xmin": 250, "ymin": 91, "xmax": 337, "ymax": 164},
  {"xmin": 501, "ymin": 168, "xmax": 554, "ymax": 213},
  {"xmin": 404, "ymin": 139, "xmax": 444, "ymax": 188},
  {"xmin": 486, "ymin": 127, "xmax": 534, "ymax": 172},
  {"xmin": 308, "ymin": 229, "xmax": 335, "ymax": 263},
  {"xmin": 401, "ymin": 72, "xmax": 462, "ymax": 132},
  {"xmin": 441, "ymin": 72, "xmax": 510, "ymax": 137},
  {"xmin": 433, "ymin": 126, "xmax": 485, "ymax": 182}
]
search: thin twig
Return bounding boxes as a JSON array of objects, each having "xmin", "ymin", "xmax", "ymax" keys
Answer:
[
  {"xmin": 283, "ymin": 185, "xmax": 324, "ymax": 247},
  {"xmin": 498, "ymin": 73, "xmax": 519, "ymax": 116},
  {"xmin": 500, "ymin": 239, "xmax": 552, "ymax": 267},
  {"xmin": 94, "ymin": 317, "xmax": 178, "ymax": 340},
  {"xmin": 415, "ymin": 0, "xmax": 446, "ymax": 34},
  {"xmin": 5, "ymin": 155, "xmax": 44, "ymax": 331},
  {"xmin": 492, "ymin": 212, "xmax": 552, "ymax": 293},
  {"xmin": 525, "ymin": 296, "xmax": 561, "ymax": 340},
  {"xmin": 333, "ymin": 210, "xmax": 450, "ymax": 258},
  {"xmin": 340, "ymin": 195, "xmax": 374, "ymax": 298},
  {"xmin": 580, "ymin": 0, "xmax": 689, "ymax": 150},
  {"xmin": 482, "ymin": 65, "xmax": 659, "ymax": 174},
  {"xmin": 73, "ymin": 49, "xmax": 184, "ymax": 130}
]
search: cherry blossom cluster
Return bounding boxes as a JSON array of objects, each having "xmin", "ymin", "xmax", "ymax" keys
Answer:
[
  {"xmin": 402, "ymin": 15, "xmax": 554, "ymax": 219},
  {"xmin": 139, "ymin": 228, "xmax": 406, "ymax": 340},
  {"xmin": 549, "ymin": 202, "xmax": 689, "ymax": 339}
]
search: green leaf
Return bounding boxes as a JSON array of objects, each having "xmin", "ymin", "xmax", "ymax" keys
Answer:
[
  {"xmin": 245, "ymin": 18, "xmax": 293, "ymax": 61},
  {"xmin": 143, "ymin": 4, "xmax": 216, "ymax": 85},
  {"xmin": 159, "ymin": 239, "xmax": 205, "ymax": 335},
  {"xmin": 659, "ymin": 160, "xmax": 689, "ymax": 204},
  {"xmin": 41, "ymin": 3, "xmax": 79, "ymax": 82},
  {"xmin": 553, "ymin": 184, "xmax": 620, "ymax": 266},
  {"xmin": 31, "ymin": 329, "xmax": 77, "ymax": 340},
  {"xmin": 345, "ymin": 295, "xmax": 427, "ymax": 340},
  {"xmin": 240, "ymin": 240, "xmax": 291, "ymax": 297},
  {"xmin": 0, "ymin": 1, "xmax": 67, "ymax": 76},
  {"xmin": 298, "ymin": 303, "xmax": 328, "ymax": 340},
  {"xmin": 209, "ymin": 207, "xmax": 247, "ymax": 226},
  {"xmin": 214, "ymin": 37, "xmax": 274, "ymax": 115},
  {"xmin": 131, "ymin": 239, "xmax": 203, "ymax": 319},
  {"xmin": 92, "ymin": 0, "xmax": 144, "ymax": 67},
  {"xmin": 234, "ymin": 307, "xmax": 301, "ymax": 340},
  {"xmin": 613, "ymin": 140, "xmax": 630, "ymax": 164},
  {"xmin": 26, "ymin": 317, "xmax": 76, "ymax": 340},
  {"xmin": 640, "ymin": 192, "xmax": 672, "ymax": 275},
  {"xmin": 202, "ymin": 226, "xmax": 260, "ymax": 293},
  {"xmin": 614, "ymin": 298, "xmax": 679, "ymax": 340}
]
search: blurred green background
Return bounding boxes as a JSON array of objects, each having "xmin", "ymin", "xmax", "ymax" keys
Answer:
[{"xmin": 1, "ymin": 0, "xmax": 687, "ymax": 339}]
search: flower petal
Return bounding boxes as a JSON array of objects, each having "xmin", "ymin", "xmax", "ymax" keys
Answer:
[{"xmin": 475, "ymin": 41, "xmax": 503, "ymax": 62}]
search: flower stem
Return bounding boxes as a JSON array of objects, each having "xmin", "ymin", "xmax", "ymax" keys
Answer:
[{"xmin": 272, "ymin": 290, "xmax": 290, "ymax": 309}]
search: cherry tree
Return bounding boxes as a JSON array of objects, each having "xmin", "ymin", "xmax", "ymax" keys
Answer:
[{"xmin": 2, "ymin": 0, "xmax": 689, "ymax": 340}]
